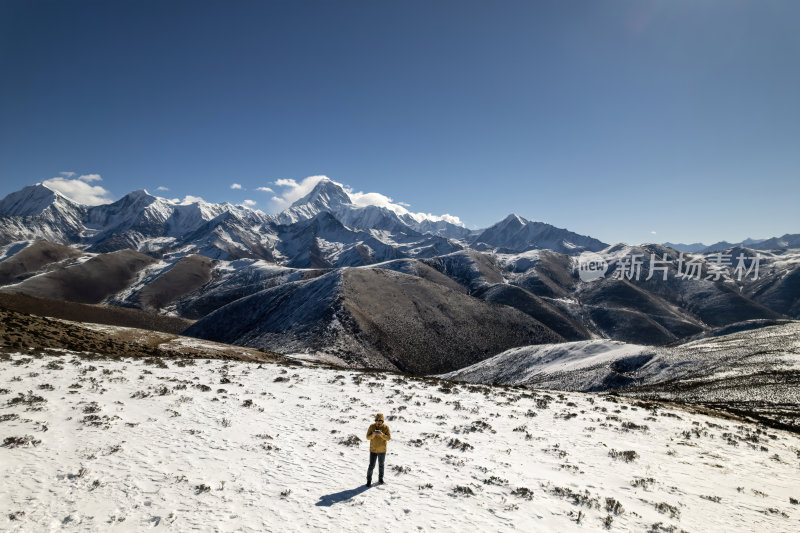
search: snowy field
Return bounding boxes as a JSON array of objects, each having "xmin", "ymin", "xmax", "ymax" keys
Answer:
[{"xmin": 1, "ymin": 351, "xmax": 799, "ymax": 532}]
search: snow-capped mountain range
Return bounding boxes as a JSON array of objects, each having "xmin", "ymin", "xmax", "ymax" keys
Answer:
[
  {"xmin": 0, "ymin": 179, "xmax": 607, "ymax": 264},
  {"xmin": 664, "ymin": 235, "xmax": 800, "ymax": 253},
  {"xmin": 2, "ymin": 179, "xmax": 797, "ymax": 264}
]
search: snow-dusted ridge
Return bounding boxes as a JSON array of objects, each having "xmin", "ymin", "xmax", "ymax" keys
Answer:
[
  {"xmin": 440, "ymin": 321, "xmax": 800, "ymax": 431},
  {"xmin": 439, "ymin": 340, "xmax": 652, "ymax": 390}
]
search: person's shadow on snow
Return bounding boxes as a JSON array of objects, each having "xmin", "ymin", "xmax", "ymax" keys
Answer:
[{"xmin": 316, "ymin": 486, "xmax": 370, "ymax": 506}]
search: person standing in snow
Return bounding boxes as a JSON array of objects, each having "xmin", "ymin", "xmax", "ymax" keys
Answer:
[{"xmin": 366, "ymin": 413, "xmax": 391, "ymax": 487}]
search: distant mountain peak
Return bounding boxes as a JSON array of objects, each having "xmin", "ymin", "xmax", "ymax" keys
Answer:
[
  {"xmin": 110, "ymin": 189, "xmax": 161, "ymax": 211},
  {"xmin": 0, "ymin": 183, "xmax": 77, "ymax": 217},
  {"xmin": 661, "ymin": 242, "xmax": 708, "ymax": 253},
  {"xmin": 501, "ymin": 213, "xmax": 528, "ymax": 226},
  {"xmin": 473, "ymin": 213, "xmax": 607, "ymax": 255},
  {"xmin": 126, "ymin": 189, "xmax": 153, "ymax": 199},
  {"xmin": 32, "ymin": 182, "xmax": 59, "ymax": 195},
  {"xmin": 290, "ymin": 178, "xmax": 351, "ymax": 210}
]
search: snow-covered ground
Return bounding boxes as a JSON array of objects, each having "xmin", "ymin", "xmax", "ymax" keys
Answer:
[{"xmin": 1, "ymin": 352, "xmax": 799, "ymax": 532}]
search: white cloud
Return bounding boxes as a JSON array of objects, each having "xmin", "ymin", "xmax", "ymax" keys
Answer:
[
  {"xmin": 274, "ymin": 178, "xmax": 298, "ymax": 188},
  {"xmin": 345, "ymin": 186, "xmax": 462, "ymax": 225},
  {"xmin": 651, "ymin": 230, "xmax": 657, "ymax": 235},
  {"xmin": 59, "ymin": 171, "xmax": 76, "ymax": 178},
  {"xmin": 230, "ymin": 183, "xmax": 242, "ymax": 190},
  {"xmin": 348, "ymin": 191, "xmax": 393, "ymax": 209},
  {"xmin": 180, "ymin": 195, "xmax": 205, "ymax": 205},
  {"xmin": 242, "ymin": 199, "xmax": 257, "ymax": 207},
  {"xmin": 268, "ymin": 174, "xmax": 463, "ymax": 226},
  {"xmin": 156, "ymin": 186, "xmax": 170, "ymax": 192},
  {"xmin": 78, "ymin": 173, "xmax": 102, "ymax": 183},
  {"xmin": 408, "ymin": 211, "xmax": 463, "ymax": 225},
  {"xmin": 42, "ymin": 176, "xmax": 113, "ymax": 206},
  {"xmin": 256, "ymin": 186, "xmax": 273, "ymax": 193}
]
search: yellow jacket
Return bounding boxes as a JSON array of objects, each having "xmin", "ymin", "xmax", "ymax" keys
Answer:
[{"xmin": 366, "ymin": 423, "xmax": 391, "ymax": 453}]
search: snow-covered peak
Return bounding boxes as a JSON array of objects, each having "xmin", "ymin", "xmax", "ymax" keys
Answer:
[
  {"xmin": 126, "ymin": 189, "xmax": 152, "ymax": 199},
  {"xmin": 289, "ymin": 178, "xmax": 352, "ymax": 211},
  {"xmin": 476, "ymin": 214, "xmax": 529, "ymax": 236},
  {"xmin": 122, "ymin": 189, "xmax": 160, "ymax": 210},
  {"xmin": 506, "ymin": 213, "xmax": 528, "ymax": 225},
  {"xmin": 473, "ymin": 213, "xmax": 607, "ymax": 255},
  {"xmin": 276, "ymin": 179, "xmax": 354, "ymax": 225},
  {"xmin": 166, "ymin": 202, "xmax": 228, "ymax": 236},
  {"xmin": 0, "ymin": 184, "xmax": 76, "ymax": 216},
  {"xmin": 84, "ymin": 189, "xmax": 169, "ymax": 228}
]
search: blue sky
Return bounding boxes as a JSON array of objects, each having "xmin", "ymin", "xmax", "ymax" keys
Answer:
[{"xmin": 1, "ymin": 0, "xmax": 798, "ymax": 245}]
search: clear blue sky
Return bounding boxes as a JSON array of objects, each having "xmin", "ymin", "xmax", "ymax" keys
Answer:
[{"xmin": 1, "ymin": 0, "xmax": 798, "ymax": 245}]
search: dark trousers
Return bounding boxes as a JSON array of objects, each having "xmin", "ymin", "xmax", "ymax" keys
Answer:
[{"xmin": 367, "ymin": 452, "xmax": 385, "ymax": 481}]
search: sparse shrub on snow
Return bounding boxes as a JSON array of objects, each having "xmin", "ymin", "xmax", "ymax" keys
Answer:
[
  {"xmin": 631, "ymin": 477, "xmax": 655, "ymax": 490},
  {"xmin": 447, "ymin": 438, "xmax": 473, "ymax": 452},
  {"xmin": 339, "ymin": 435, "xmax": 360, "ymax": 447},
  {"xmin": 608, "ymin": 449, "xmax": 638, "ymax": 462},
  {"xmin": 452, "ymin": 485, "xmax": 475, "ymax": 496},
  {"xmin": 7, "ymin": 391, "xmax": 47, "ymax": 408},
  {"xmin": 549, "ymin": 486, "xmax": 598, "ymax": 508},
  {"xmin": 654, "ymin": 502, "xmax": 680, "ymax": 519},
  {"xmin": 2, "ymin": 435, "xmax": 41, "ymax": 448},
  {"xmin": 621, "ymin": 421, "xmax": 649, "ymax": 432},
  {"xmin": 511, "ymin": 487, "xmax": 534, "ymax": 500},
  {"xmin": 605, "ymin": 497, "xmax": 624, "ymax": 515}
]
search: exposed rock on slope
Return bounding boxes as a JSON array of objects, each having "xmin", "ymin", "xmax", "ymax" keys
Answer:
[
  {"xmin": 340, "ymin": 268, "xmax": 563, "ymax": 373},
  {"xmin": 3, "ymin": 249, "xmax": 156, "ymax": 304},
  {"xmin": 134, "ymin": 254, "xmax": 215, "ymax": 311},
  {"xmin": 369, "ymin": 258, "xmax": 467, "ymax": 293},
  {"xmin": 0, "ymin": 305, "xmax": 278, "ymax": 361},
  {"xmin": 420, "ymin": 250, "xmax": 505, "ymax": 293},
  {"xmin": 0, "ymin": 292, "xmax": 192, "ymax": 334},
  {"xmin": 474, "ymin": 283, "xmax": 591, "ymax": 341},
  {"xmin": 0, "ymin": 240, "xmax": 83, "ymax": 285},
  {"xmin": 186, "ymin": 268, "xmax": 563, "ymax": 374}
]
